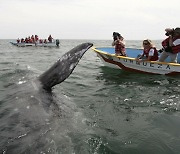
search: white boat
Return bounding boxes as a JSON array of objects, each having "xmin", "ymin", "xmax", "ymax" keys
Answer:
[
  {"xmin": 10, "ymin": 39, "xmax": 60, "ymax": 47},
  {"xmin": 92, "ymin": 47, "xmax": 180, "ymax": 75}
]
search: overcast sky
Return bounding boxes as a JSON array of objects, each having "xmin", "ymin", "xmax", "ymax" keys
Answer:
[{"xmin": 0, "ymin": 0, "xmax": 179, "ymax": 40}]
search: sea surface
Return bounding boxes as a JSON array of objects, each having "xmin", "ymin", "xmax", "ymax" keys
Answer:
[{"xmin": 0, "ymin": 39, "xmax": 180, "ymax": 154}]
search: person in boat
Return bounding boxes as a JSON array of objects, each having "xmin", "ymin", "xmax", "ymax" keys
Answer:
[
  {"xmin": 29, "ymin": 38, "xmax": 33, "ymax": 43},
  {"xmin": 17, "ymin": 38, "xmax": 20, "ymax": 43},
  {"xmin": 31, "ymin": 35, "xmax": 35, "ymax": 43},
  {"xmin": 25, "ymin": 37, "xmax": 29, "ymax": 43},
  {"xmin": 112, "ymin": 32, "xmax": 126, "ymax": 56},
  {"xmin": 159, "ymin": 27, "xmax": 180, "ymax": 63},
  {"xmin": 39, "ymin": 39, "xmax": 43, "ymax": 44},
  {"xmin": 44, "ymin": 39, "xmax": 47, "ymax": 44},
  {"xmin": 27, "ymin": 36, "xmax": 30, "ymax": 43},
  {"xmin": 48, "ymin": 35, "xmax": 53, "ymax": 43},
  {"xmin": 35, "ymin": 35, "xmax": 39, "ymax": 43},
  {"xmin": 21, "ymin": 38, "xmax": 25, "ymax": 43},
  {"xmin": 136, "ymin": 39, "xmax": 158, "ymax": 62}
]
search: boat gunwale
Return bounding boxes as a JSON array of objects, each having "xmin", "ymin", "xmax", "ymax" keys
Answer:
[{"xmin": 92, "ymin": 46, "xmax": 180, "ymax": 67}]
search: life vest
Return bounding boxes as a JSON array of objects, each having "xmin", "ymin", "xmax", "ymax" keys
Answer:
[
  {"xmin": 162, "ymin": 36, "xmax": 180, "ymax": 53},
  {"xmin": 115, "ymin": 41, "xmax": 125, "ymax": 55},
  {"xmin": 143, "ymin": 47, "xmax": 158, "ymax": 61},
  {"xmin": 35, "ymin": 36, "xmax": 39, "ymax": 42},
  {"xmin": 162, "ymin": 38, "xmax": 169, "ymax": 48}
]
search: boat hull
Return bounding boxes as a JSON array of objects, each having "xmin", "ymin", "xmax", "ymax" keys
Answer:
[
  {"xmin": 92, "ymin": 47, "xmax": 180, "ymax": 75},
  {"xmin": 10, "ymin": 40, "xmax": 60, "ymax": 47}
]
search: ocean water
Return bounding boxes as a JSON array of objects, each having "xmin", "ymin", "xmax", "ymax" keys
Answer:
[{"xmin": 0, "ymin": 39, "xmax": 180, "ymax": 154}]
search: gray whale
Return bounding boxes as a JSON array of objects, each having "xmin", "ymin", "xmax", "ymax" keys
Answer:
[{"xmin": 0, "ymin": 43, "xmax": 93, "ymax": 154}]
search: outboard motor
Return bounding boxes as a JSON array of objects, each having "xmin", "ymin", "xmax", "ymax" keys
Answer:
[{"xmin": 56, "ymin": 39, "xmax": 60, "ymax": 47}]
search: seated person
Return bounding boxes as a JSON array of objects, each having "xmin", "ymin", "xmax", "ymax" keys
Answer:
[
  {"xmin": 39, "ymin": 39, "xmax": 43, "ymax": 43},
  {"xmin": 35, "ymin": 35, "xmax": 39, "ymax": 42},
  {"xmin": 31, "ymin": 35, "xmax": 35, "ymax": 43},
  {"xmin": 136, "ymin": 39, "xmax": 158, "ymax": 62},
  {"xmin": 159, "ymin": 27, "xmax": 180, "ymax": 63},
  {"xmin": 44, "ymin": 39, "xmax": 47, "ymax": 44},
  {"xmin": 21, "ymin": 38, "xmax": 25, "ymax": 43},
  {"xmin": 25, "ymin": 37, "xmax": 29, "ymax": 43},
  {"xmin": 112, "ymin": 32, "xmax": 126, "ymax": 56}
]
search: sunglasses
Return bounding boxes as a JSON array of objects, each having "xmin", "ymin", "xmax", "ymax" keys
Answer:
[{"xmin": 143, "ymin": 42, "xmax": 148, "ymax": 45}]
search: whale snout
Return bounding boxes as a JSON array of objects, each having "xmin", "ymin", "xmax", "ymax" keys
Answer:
[
  {"xmin": 39, "ymin": 43, "xmax": 93, "ymax": 90},
  {"xmin": 84, "ymin": 42, "xmax": 93, "ymax": 48}
]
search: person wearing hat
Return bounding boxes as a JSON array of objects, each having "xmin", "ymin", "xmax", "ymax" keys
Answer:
[
  {"xmin": 159, "ymin": 27, "xmax": 180, "ymax": 63},
  {"xmin": 112, "ymin": 32, "xmax": 126, "ymax": 56}
]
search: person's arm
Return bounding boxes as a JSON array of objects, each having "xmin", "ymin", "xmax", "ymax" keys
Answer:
[
  {"xmin": 168, "ymin": 35, "xmax": 173, "ymax": 47},
  {"xmin": 119, "ymin": 40, "xmax": 125, "ymax": 47},
  {"xmin": 112, "ymin": 39, "xmax": 119, "ymax": 46},
  {"xmin": 137, "ymin": 55, "xmax": 151, "ymax": 62},
  {"xmin": 112, "ymin": 41, "xmax": 116, "ymax": 46},
  {"xmin": 162, "ymin": 38, "xmax": 169, "ymax": 48},
  {"xmin": 136, "ymin": 53, "xmax": 144, "ymax": 61}
]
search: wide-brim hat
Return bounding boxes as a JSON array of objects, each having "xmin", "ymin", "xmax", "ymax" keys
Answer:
[{"xmin": 174, "ymin": 27, "xmax": 180, "ymax": 34}]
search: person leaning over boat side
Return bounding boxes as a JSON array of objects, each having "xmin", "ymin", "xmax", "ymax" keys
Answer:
[
  {"xmin": 159, "ymin": 27, "xmax": 180, "ymax": 63},
  {"xmin": 112, "ymin": 32, "xmax": 126, "ymax": 56},
  {"xmin": 136, "ymin": 39, "xmax": 158, "ymax": 62}
]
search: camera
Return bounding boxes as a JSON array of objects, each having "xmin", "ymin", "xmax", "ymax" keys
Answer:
[
  {"xmin": 158, "ymin": 48, "xmax": 164, "ymax": 53},
  {"xmin": 158, "ymin": 47, "xmax": 172, "ymax": 53},
  {"xmin": 165, "ymin": 29, "xmax": 174, "ymax": 36},
  {"xmin": 113, "ymin": 32, "xmax": 121, "ymax": 41}
]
